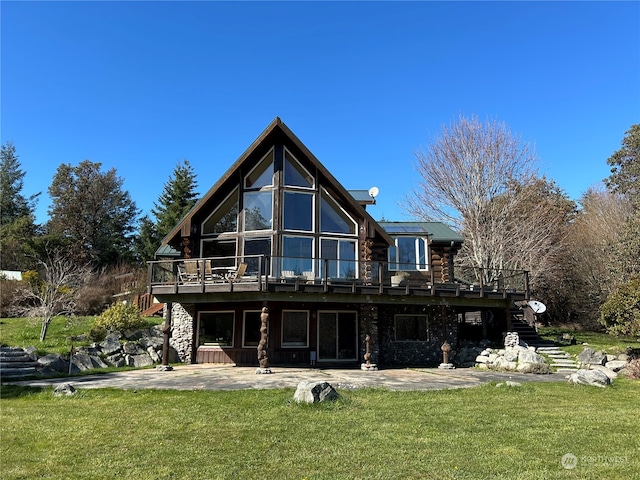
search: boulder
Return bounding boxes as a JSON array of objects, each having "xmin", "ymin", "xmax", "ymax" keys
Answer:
[
  {"xmin": 105, "ymin": 353, "xmax": 126, "ymax": 368},
  {"xmin": 70, "ymin": 353, "xmax": 96, "ymax": 373},
  {"xmin": 516, "ymin": 362, "xmax": 551, "ymax": 374},
  {"xmin": 493, "ymin": 356, "xmax": 517, "ymax": 371},
  {"xmin": 125, "ymin": 353, "xmax": 154, "ymax": 368},
  {"xmin": 503, "ymin": 350, "xmax": 519, "ymax": 362},
  {"xmin": 518, "ymin": 349, "xmax": 546, "ymax": 365},
  {"xmin": 605, "ymin": 360, "xmax": 628, "ymax": 372},
  {"xmin": 123, "ymin": 342, "xmax": 145, "ymax": 355},
  {"xmin": 590, "ymin": 365, "xmax": 618, "ymax": 380},
  {"xmin": 147, "ymin": 346, "xmax": 161, "ymax": 363},
  {"xmin": 475, "ymin": 355, "xmax": 491, "ymax": 364},
  {"xmin": 577, "ymin": 348, "xmax": 606, "ymax": 366},
  {"xmin": 37, "ymin": 353, "xmax": 68, "ymax": 373},
  {"xmin": 100, "ymin": 333, "xmax": 122, "ymax": 356},
  {"xmin": 54, "ymin": 383, "xmax": 77, "ymax": 396},
  {"xmin": 293, "ymin": 381, "xmax": 339, "ymax": 404},
  {"xmin": 568, "ymin": 369, "xmax": 611, "ymax": 387}
]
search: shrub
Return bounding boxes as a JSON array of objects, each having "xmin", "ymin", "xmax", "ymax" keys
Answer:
[
  {"xmin": 627, "ymin": 359, "xmax": 640, "ymax": 380},
  {"xmin": 92, "ymin": 302, "xmax": 146, "ymax": 335},
  {"xmin": 600, "ymin": 276, "xmax": 640, "ymax": 337}
]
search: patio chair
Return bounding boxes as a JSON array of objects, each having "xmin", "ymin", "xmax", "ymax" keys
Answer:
[
  {"xmin": 183, "ymin": 261, "xmax": 200, "ymax": 282},
  {"xmin": 229, "ymin": 263, "xmax": 247, "ymax": 282}
]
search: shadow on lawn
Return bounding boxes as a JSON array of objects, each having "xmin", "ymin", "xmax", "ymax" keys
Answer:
[{"xmin": 0, "ymin": 384, "xmax": 45, "ymax": 399}]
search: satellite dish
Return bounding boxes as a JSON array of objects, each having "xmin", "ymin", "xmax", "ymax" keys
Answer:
[
  {"xmin": 368, "ymin": 186, "xmax": 379, "ymax": 198},
  {"xmin": 528, "ymin": 300, "xmax": 547, "ymax": 314}
]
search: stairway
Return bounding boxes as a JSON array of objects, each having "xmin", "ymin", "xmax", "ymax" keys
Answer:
[
  {"xmin": 536, "ymin": 346, "xmax": 579, "ymax": 373},
  {"xmin": 510, "ymin": 315, "xmax": 554, "ymax": 347},
  {"xmin": 0, "ymin": 347, "xmax": 39, "ymax": 380}
]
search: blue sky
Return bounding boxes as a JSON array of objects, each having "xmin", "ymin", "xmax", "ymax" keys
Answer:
[{"xmin": 2, "ymin": 1, "xmax": 639, "ymax": 225}]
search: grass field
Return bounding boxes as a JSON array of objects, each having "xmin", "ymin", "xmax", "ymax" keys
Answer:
[
  {"xmin": 2, "ymin": 380, "xmax": 639, "ymax": 480},
  {"xmin": 537, "ymin": 327, "xmax": 639, "ymax": 356}
]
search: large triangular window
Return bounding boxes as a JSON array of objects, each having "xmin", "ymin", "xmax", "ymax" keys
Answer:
[
  {"xmin": 284, "ymin": 150, "xmax": 314, "ymax": 188},
  {"xmin": 202, "ymin": 188, "xmax": 238, "ymax": 235},
  {"xmin": 320, "ymin": 188, "xmax": 356, "ymax": 235},
  {"xmin": 245, "ymin": 150, "xmax": 274, "ymax": 189}
]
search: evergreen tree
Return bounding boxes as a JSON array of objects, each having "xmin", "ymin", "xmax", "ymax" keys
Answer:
[
  {"xmin": 136, "ymin": 160, "xmax": 199, "ymax": 262},
  {"xmin": 153, "ymin": 159, "xmax": 199, "ymax": 238},
  {"xmin": 0, "ymin": 142, "xmax": 40, "ymax": 270},
  {"xmin": 47, "ymin": 160, "xmax": 139, "ymax": 268}
]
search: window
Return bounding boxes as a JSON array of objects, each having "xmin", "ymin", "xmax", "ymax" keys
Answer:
[
  {"xmin": 283, "ymin": 191, "xmax": 313, "ymax": 231},
  {"xmin": 243, "ymin": 237, "xmax": 271, "ymax": 274},
  {"xmin": 284, "ymin": 150, "xmax": 314, "ymax": 188},
  {"xmin": 321, "ymin": 238, "xmax": 357, "ymax": 279},
  {"xmin": 244, "ymin": 191, "xmax": 272, "ymax": 231},
  {"xmin": 201, "ymin": 239, "xmax": 236, "ymax": 267},
  {"xmin": 198, "ymin": 312, "xmax": 234, "ymax": 346},
  {"xmin": 320, "ymin": 189, "xmax": 356, "ymax": 234},
  {"xmin": 202, "ymin": 189, "xmax": 238, "ymax": 235},
  {"xmin": 245, "ymin": 150, "xmax": 274, "ymax": 189},
  {"xmin": 243, "ymin": 311, "xmax": 263, "ymax": 347},
  {"xmin": 282, "ymin": 310, "xmax": 309, "ymax": 347},
  {"xmin": 394, "ymin": 315, "xmax": 429, "ymax": 341},
  {"xmin": 389, "ymin": 237, "xmax": 429, "ymax": 271},
  {"xmin": 282, "ymin": 236, "xmax": 313, "ymax": 275}
]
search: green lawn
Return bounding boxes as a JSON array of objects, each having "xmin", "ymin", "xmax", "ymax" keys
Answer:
[
  {"xmin": 538, "ymin": 327, "xmax": 639, "ymax": 356},
  {"xmin": 2, "ymin": 381, "xmax": 639, "ymax": 480}
]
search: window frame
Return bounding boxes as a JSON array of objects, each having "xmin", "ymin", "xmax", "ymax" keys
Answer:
[
  {"xmin": 281, "ymin": 310, "xmax": 310, "ymax": 348},
  {"xmin": 394, "ymin": 314, "xmax": 429, "ymax": 342},
  {"xmin": 389, "ymin": 237, "xmax": 430, "ymax": 272},
  {"xmin": 197, "ymin": 311, "xmax": 235, "ymax": 347},
  {"xmin": 283, "ymin": 148, "xmax": 315, "ymax": 189}
]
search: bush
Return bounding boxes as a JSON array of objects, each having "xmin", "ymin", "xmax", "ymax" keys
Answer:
[
  {"xmin": 600, "ymin": 276, "xmax": 640, "ymax": 337},
  {"xmin": 627, "ymin": 359, "xmax": 640, "ymax": 380},
  {"xmin": 92, "ymin": 302, "xmax": 146, "ymax": 335}
]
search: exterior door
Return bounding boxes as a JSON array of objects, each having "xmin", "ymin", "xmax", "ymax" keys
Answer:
[{"xmin": 317, "ymin": 311, "xmax": 357, "ymax": 361}]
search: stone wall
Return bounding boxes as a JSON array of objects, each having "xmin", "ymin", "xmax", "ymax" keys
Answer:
[
  {"xmin": 377, "ymin": 305, "xmax": 458, "ymax": 366},
  {"xmin": 168, "ymin": 303, "xmax": 195, "ymax": 363}
]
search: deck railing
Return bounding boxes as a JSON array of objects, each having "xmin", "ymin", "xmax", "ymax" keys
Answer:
[{"xmin": 147, "ymin": 255, "xmax": 529, "ymax": 297}]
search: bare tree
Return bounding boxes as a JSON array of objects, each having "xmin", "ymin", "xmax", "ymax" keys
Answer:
[
  {"xmin": 406, "ymin": 115, "xmax": 573, "ymax": 288},
  {"xmin": 12, "ymin": 247, "xmax": 90, "ymax": 341}
]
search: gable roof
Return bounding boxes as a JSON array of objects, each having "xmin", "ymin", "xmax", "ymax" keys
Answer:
[
  {"xmin": 162, "ymin": 117, "xmax": 393, "ymax": 248},
  {"xmin": 378, "ymin": 221, "xmax": 464, "ymax": 244}
]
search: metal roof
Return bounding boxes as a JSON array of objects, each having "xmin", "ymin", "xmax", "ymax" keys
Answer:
[{"xmin": 378, "ymin": 221, "xmax": 464, "ymax": 243}]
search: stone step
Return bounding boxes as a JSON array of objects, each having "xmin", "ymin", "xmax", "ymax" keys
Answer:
[
  {"xmin": 0, "ymin": 361, "xmax": 39, "ymax": 369},
  {"xmin": 0, "ymin": 367, "xmax": 37, "ymax": 377}
]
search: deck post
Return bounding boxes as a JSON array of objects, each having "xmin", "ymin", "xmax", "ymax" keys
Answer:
[{"xmin": 158, "ymin": 301, "xmax": 173, "ymax": 371}]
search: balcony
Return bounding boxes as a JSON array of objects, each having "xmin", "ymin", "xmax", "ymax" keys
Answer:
[{"xmin": 147, "ymin": 256, "xmax": 529, "ymax": 303}]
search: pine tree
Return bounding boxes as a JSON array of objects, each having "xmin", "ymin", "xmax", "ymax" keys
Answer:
[
  {"xmin": 0, "ymin": 142, "xmax": 40, "ymax": 270},
  {"xmin": 135, "ymin": 159, "xmax": 199, "ymax": 262},
  {"xmin": 153, "ymin": 159, "xmax": 199, "ymax": 238}
]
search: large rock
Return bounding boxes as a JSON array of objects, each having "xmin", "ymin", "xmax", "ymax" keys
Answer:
[
  {"xmin": 293, "ymin": 381, "xmax": 339, "ymax": 403},
  {"xmin": 605, "ymin": 360, "xmax": 628, "ymax": 372},
  {"xmin": 568, "ymin": 369, "xmax": 612, "ymax": 387},
  {"xmin": 123, "ymin": 342, "xmax": 145, "ymax": 355},
  {"xmin": 577, "ymin": 348, "xmax": 606, "ymax": 366},
  {"xmin": 100, "ymin": 333, "xmax": 122, "ymax": 356},
  {"xmin": 70, "ymin": 353, "xmax": 96, "ymax": 373},
  {"xmin": 475, "ymin": 355, "xmax": 491, "ymax": 364},
  {"xmin": 590, "ymin": 365, "xmax": 618, "ymax": 380},
  {"xmin": 493, "ymin": 356, "xmax": 517, "ymax": 371},
  {"xmin": 125, "ymin": 353, "xmax": 154, "ymax": 368},
  {"xmin": 516, "ymin": 362, "xmax": 551, "ymax": 374},
  {"xmin": 105, "ymin": 353, "xmax": 126, "ymax": 367},
  {"xmin": 518, "ymin": 349, "xmax": 546, "ymax": 364},
  {"xmin": 37, "ymin": 353, "xmax": 68, "ymax": 373},
  {"xmin": 53, "ymin": 383, "xmax": 77, "ymax": 396}
]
